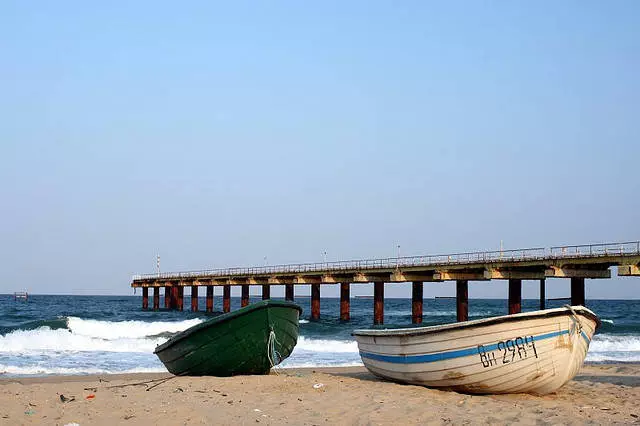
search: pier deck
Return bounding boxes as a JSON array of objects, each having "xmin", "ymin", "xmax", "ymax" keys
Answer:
[{"xmin": 131, "ymin": 241, "xmax": 640, "ymax": 323}]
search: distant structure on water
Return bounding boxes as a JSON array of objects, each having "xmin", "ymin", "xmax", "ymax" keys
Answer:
[{"xmin": 14, "ymin": 291, "xmax": 28, "ymax": 301}]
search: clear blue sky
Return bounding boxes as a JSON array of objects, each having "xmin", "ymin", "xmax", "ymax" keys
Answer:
[{"xmin": 1, "ymin": 1, "xmax": 638, "ymax": 298}]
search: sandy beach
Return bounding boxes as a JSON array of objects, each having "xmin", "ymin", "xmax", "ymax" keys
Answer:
[{"xmin": 1, "ymin": 364, "xmax": 638, "ymax": 425}]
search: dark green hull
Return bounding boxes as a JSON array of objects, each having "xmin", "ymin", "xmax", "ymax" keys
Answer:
[{"xmin": 154, "ymin": 300, "xmax": 302, "ymax": 376}]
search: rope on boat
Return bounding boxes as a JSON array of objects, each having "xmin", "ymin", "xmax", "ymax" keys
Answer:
[
  {"xmin": 564, "ymin": 305, "xmax": 583, "ymax": 336},
  {"xmin": 267, "ymin": 329, "xmax": 283, "ymax": 374}
]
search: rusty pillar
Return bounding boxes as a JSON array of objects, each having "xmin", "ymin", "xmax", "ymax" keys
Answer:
[
  {"xmin": 412, "ymin": 281, "xmax": 423, "ymax": 324},
  {"xmin": 311, "ymin": 284, "xmax": 320, "ymax": 320},
  {"xmin": 164, "ymin": 286, "xmax": 171, "ymax": 309},
  {"xmin": 223, "ymin": 286, "xmax": 231, "ymax": 313},
  {"xmin": 191, "ymin": 286, "xmax": 198, "ymax": 312},
  {"xmin": 153, "ymin": 287, "xmax": 160, "ymax": 311},
  {"xmin": 170, "ymin": 286, "xmax": 179, "ymax": 310},
  {"xmin": 285, "ymin": 284, "xmax": 294, "ymax": 302},
  {"xmin": 373, "ymin": 282, "xmax": 384, "ymax": 325},
  {"xmin": 177, "ymin": 286, "xmax": 184, "ymax": 311},
  {"xmin": 206, "ymin": 286, "xmax": 214, "ymax": 313},
  {"xmin": 241, "ymin": 285, "xmax": 250, "ymax": 307},
  {"xmin": 571, "ymin": 277, "xmax": 585, "ymax": 306},
  {"xmin": 539, "ymin": 279, "xmax": 546, "ymax": 310},
  {"xmin": 262, "ymin": 285, "xmax": 271, "ymax": 300},
  {"xmin": 508, "ymin": 279, "xmax": 522, "ymax": 314},
  {"xmin": 456, "ymin": 280, "xmax": 469, "ymax": 322},
  {"xmin": 340, "ymin": 282, "xmax": 350, "ymax": 321},
  {"xmin": 142, "ymin": 287, "xmax": 149, "ymax": 310}
]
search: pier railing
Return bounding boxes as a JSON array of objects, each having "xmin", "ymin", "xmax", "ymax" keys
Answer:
[{"xmin": 132, "ymin": 241, "xmax": 640, "ymax": 281}]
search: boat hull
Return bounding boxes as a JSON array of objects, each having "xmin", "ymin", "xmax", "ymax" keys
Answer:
[
  {"xmin": 154, "ymin": 300, "xmax": 302, "ymax": 376},
  {"xmin": 353, "ymin": 306, "xmax": 599, "ymax": 395}
]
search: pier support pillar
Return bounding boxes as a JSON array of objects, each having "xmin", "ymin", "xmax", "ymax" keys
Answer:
[
  {"xmin": 223, "ymin": 286, "xmax": 231, "ymax": 313},
  {"xmin": 177, "ymin": 286, "xmax": 184, "ymax": 311},
  {"xmin": 262, "ymin": 285, "xmax": 271, "ymax": 300},
  {"xmin": 153, "ymin": 287, "xmax": 160, "ymax": 311},
  {"xmin": 340, "ymin": 282, "xmax": 350, "ymax": 321},
  {"xmin": 164, "ymin": 286, "xmax": 171, "ymax": 309},
  {"xmin": 241, "ymin": 285, "xmax": 250, "ymax": 307},
  {"xmin": 311, "ymin": 284, "xmax": 320, "ymax": 320},
  {"xmin": 508, "ymin": 279, "xmax": 522, "ymax": 314},
  {"xmin": 539, "ymin": 279, "xmax": 546, "ymax": 310},
  {"xmin": 191, "ymin": 286, "xmax": 198, "ymax": 312},
  {"xmin": 285, "ymin": 284, "xmax": 294, "ymax": 302},
  {"xmin": 456, "ymin": 280, "xmax": 468, "ymax": 322},
  {"xmin": 412, "ymin": 281, "xmax": 423, "ymax": 324},
  {"xmin": 142, "ymin": 287, "xmax": 149, "ymax": 310},
  {"xmin": 571, "ymin": 277, "xmax": 585, "ymax": 306},
  {"xmin": 206, "ymin": 286, "xmax": 214, "ymax": 313},
  {"xmin": 374, "ymin": 282, "xmax": 384, "ymax": 325},
  {"xmin": 170, "ymin": 286, "xmax": 179, "ymax": 310}
]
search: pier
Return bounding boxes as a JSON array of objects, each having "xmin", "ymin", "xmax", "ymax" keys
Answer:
[{"xmin": 131, "ymin": 241, "xmax": 640, "ymax": 324}]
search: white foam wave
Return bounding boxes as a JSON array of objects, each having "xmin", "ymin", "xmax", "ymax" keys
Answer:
[
  {"xmin": 279, "ymin": 361, "xmax": 363, "ymax": 368},
  {"xmin": 589, "ymin": 334, "xmax": 640, "ymax": 352},
  {"xmin": 586, "ymin": 334, "xmax": 640, "ymax": 362},
  {"xmin": 67, "ymin": 317, "xmax": 203, "ymax": 339},
  {"xmin": 299, "ymin": 320, "xmax": 309, "ymax": 324},
  {"xmin": 295, "ymin": 336, "xmax": 358, "ymax": 353},
  {"xmin": 0, "ymin": 317, "xmax": 205, "ymax": 354},
  {"xmin": 601, "ymin": 319, "xmax": 614, "ymax": 324},
  {"xmin": 0, "ymin": 364, "xmax": 166, "ymax": 376},
  {"xmin": 0, "ymin": 328, "xmax": 166, "ymax": 353}
]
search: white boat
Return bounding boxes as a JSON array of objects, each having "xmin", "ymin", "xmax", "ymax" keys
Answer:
[{"xmin": 353, "ymin": 306, "xmax": 600, "ymax": 395}]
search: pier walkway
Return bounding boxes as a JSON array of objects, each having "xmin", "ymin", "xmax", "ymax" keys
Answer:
[{"xmin": 131, "ymin": 241, "xmax": 640, "ymax": 324}]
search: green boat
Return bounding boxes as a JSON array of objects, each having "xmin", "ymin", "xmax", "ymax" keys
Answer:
[{"xmin": 154, "ymin": 300, "xmax": 302, "ymax": 376}]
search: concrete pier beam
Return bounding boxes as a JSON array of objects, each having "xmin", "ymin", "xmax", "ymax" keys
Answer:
[
  {"xmin": 241, "ymin": 285, "xmax": 250, "ymax": 307},
  {"xmin": 153, "ymin": 287, "xmax": 160, "ymax": 311},
  {"xmin": 374, "ymin": 282, "xmax": 384, "ymax": 325},
  {"xmin": 164, "ymin": 286, "xmax": 171, "ymax": 309},
  {"xmin": 191, "ymin": 286, "xmax": 198, "ymax": 312},
  {"xmin": 456, "ymin": 280, "xmax": 468, "ymax": 322},
  {"xmin": 142, "ymin": 287, "xmax": 149, "ymax": 310},
  {"xmin": 412, "ymin": 281, "xmax": 423, "ymax": 324},
  {"xmin": 508, "ymin": 279, "xmax": 522, "ymax": 314},
  {"xmin": 170, "ymin": 286, "xmax": 179, "ymax": 310},
  {"xmin": 177, "ymin": 286, "xmax": 184, "ymax": 311},
  {"xmin": 571, "ymin": 277, "xmax": 585, "ymax": 306},
  {"xmin": 262, "ymin": 285, "xmax": 271, "ymax": 300},
  {"xmin": 206, "ymin": 286, "xmax": 214, "ymax": 313},
  {"xmin": 285, "ymin": 284, "xmax": 294, "ymax": 302},
  {"xmin": 340, "ymin": 282, "xmax": 350, "ymax": 321},
  {"xmin": 223, "ymin": 286, "xmax": 231, "ymax": 313},
  {"xmin": 540, "ymin": 278, "xmax": 546, "ymax": 310},
  {"xmin": 311, "ymin": 283, "xmax": 320, "ymax": 320}
]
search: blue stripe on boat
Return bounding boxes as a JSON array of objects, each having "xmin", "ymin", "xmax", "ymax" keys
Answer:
[
  {"xmin": 581, "ymin": 331, "xmax": 591, "ymax": 346},
  {"xmin": 359, "ymin": 329, "xmax": 570, "ymax": 364}
]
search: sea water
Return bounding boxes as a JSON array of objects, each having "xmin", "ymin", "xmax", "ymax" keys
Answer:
[{"xmin": 0, "ymin": 295, "xmax": 638, "ymax": 376}]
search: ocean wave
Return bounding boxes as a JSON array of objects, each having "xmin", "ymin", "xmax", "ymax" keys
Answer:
[
  {"xmin": 0, "ymin": 327, "xmax": 166, "ymax": 353},
  {"xmin": 0, "ymin": 364, "xmax": 166, "ymax": 376},
  {"xmin": 589, "ymin": 334, "xmax": 640, "ymax": 352},
  {"xmin": 279, "ymin": 361, "xmax": 363, "ymax": 368},
  {"xmin": 0, "ymin": 317, "xmax": 206, "ymax": 354},
  {"xmin": 66, "ymin": 317, "xmax": 203, "ymax": 339},
  {"xmin": 295, "ymin": 336, "xmax": 358, "ymax": 353}
]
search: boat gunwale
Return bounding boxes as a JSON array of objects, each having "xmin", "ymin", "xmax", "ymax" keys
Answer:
[
  {"xmin": 352, "ymin": 306, "xmax": 600, "ymax": 338},
  {"xmin": 154, "ymin": 300, "xmax": 302, "ymax": 354}
]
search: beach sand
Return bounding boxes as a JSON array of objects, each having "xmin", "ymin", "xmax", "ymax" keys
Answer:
[{"xmin": 1, "ymin": 364, "xmax": 639, "ymax": 425}]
